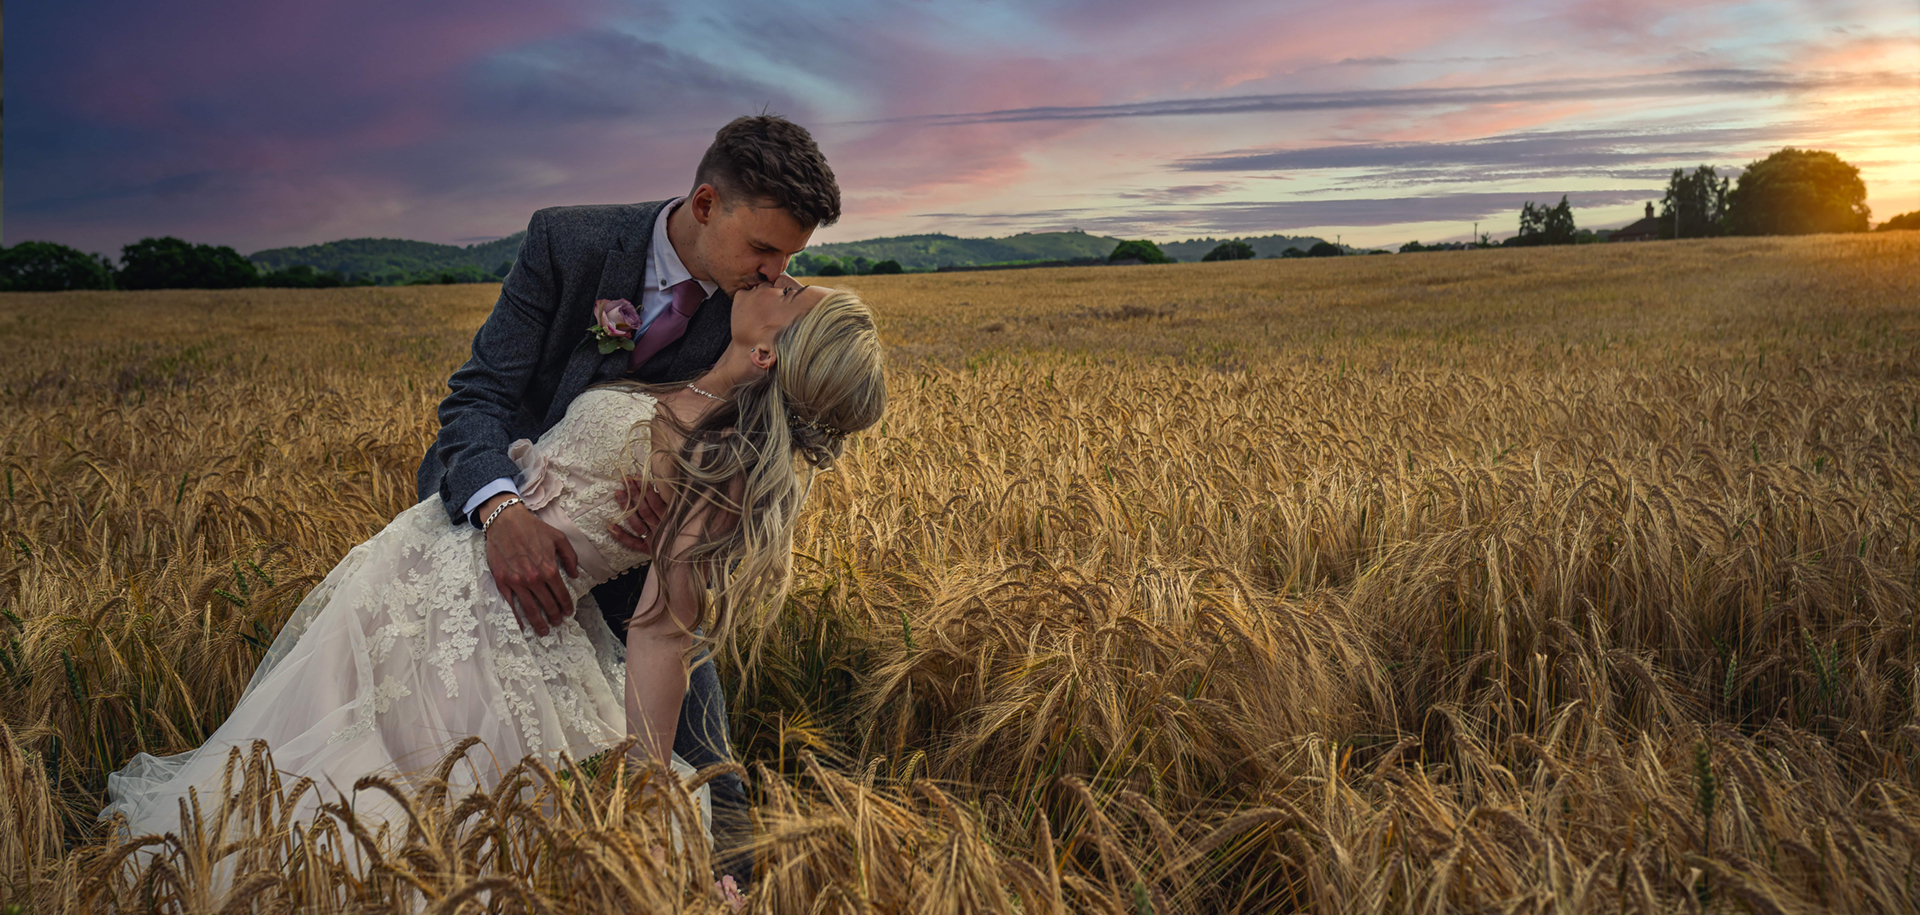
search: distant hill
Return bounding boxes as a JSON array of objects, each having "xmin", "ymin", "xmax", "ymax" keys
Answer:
[
  {"xmin": 1158, "ymin": 234, "xmax": 1329, "ymax": 261},
  {"xmin": 246, "ymin": 227, "xmax": 1336, "ymax": 281},
  {"xmin": 801, "ymin": 231, "xmax": 1125, "ymax": 270},
  {"xmin": 249, "ymin": 234, "xmax": 526, "ymax": 282},
  {"xmin": 797, "ymin": 229, "xmax": 1335, "ymax": 271}
]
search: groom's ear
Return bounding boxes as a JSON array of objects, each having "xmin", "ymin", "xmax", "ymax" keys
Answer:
[{"xmin": 688, "ymin": 184, "xmax": 720, "ymax": 225}]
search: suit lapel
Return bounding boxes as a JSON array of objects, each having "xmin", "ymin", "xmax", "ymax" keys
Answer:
[
  {"xmin": 543, "ymin": 204, "xmax": 662, "ymax": 429},
  {"xmin": 585, "ymin": 248, "xmax": 646, "ymax": 385}
]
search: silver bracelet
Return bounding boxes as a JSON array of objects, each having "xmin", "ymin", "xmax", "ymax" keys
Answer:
[{"xmin": 482, "ymin": 497, "xmax": 525, "ymax": 534}]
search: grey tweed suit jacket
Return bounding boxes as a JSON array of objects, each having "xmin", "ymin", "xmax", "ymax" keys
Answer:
[{"xmin": 417, "ymin": 200, "xmax": 733, "ymax": 524}]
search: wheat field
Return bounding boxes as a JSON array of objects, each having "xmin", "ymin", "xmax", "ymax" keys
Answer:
[{"xmin": 1, "ymin": 233, "xmax": 1917, "ymax": 913}]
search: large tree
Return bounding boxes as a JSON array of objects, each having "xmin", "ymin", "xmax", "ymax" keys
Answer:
[
  {"xmin": 1109, "ymin": 240, "xmax": 1171, "ymax": 264},
  {"xmin": 1202, "ymin": 240, "xmax": 1255, "ymax": 261},
  {"xmin": 117, "ymin": 237, "xmax": 260, "ymax": 289},
  {"xmin": 1725, "ymin": 148, "xmax": 1870, "ymax": 236},
  {"xmin": 1660, "ymin": 165, "xmax": 1730, "ymax": 239},
  {"xmin": 0, "ymin": 241, "xmax": 116, "ymax": 291},
  {"xmin": 1511, "ymin": 196, "xmax": 1577, "ymax": 246}
]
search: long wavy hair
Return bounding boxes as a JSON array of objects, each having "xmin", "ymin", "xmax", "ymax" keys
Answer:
[{"xmin": 612, "ymin": 289, "xmax": 885, "ymax": 667}]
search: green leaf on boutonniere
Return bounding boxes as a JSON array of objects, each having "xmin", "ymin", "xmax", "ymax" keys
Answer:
[{"xmin": 598, "ymin": 338, "xmax": 620, "ymax": 354}]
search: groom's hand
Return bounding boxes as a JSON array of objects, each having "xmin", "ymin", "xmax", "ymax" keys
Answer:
[
  {"xmin": 610, "ymin": 475, "xmax": 670, "ymax": 553},
  {"xmin": 482, "ymin": 495, "xmax": 580, "ymax": 637}
]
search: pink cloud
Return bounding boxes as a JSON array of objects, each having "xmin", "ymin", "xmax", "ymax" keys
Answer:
[{"xmin": 17, "ymin": 0, "xmax": 1920, "ymax": 254}]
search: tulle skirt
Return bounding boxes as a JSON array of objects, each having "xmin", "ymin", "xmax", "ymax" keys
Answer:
[{"xmin": 102, "ymin": 496, "xmax": 705, "ymax": 840}]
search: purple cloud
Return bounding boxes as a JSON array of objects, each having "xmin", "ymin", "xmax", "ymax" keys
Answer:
[{"xmin": 6, "ymin": 0, "xmax": 1914, "ymax": 255}]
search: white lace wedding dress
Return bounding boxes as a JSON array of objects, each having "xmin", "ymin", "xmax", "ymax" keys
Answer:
[{"xmin": 103, "ymin": 388, "xmax": 710, "ymax": 840}]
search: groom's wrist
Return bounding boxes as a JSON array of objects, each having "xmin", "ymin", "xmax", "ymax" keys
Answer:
[
  {"xmin": 464, "ymin": 477, "xmax": 523, "ymax": 527},
  {"xmin": 474, "ymin": 492, "xmax": 523, "ymax": 528}
]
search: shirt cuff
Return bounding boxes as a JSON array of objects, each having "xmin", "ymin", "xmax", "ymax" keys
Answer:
[{"xmin": 464, "ymin": 477, "xmax": 522, "ymax": 527}]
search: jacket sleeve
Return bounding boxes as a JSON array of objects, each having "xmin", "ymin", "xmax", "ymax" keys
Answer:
[{"xmin": 428, "ymin": 209, "xmax": 561, "ymax": 524}]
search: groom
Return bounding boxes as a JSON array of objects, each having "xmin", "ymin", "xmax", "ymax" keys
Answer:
[{"xmin": 415, "ymin": 114, "xmax": 841, "ymax": 879}]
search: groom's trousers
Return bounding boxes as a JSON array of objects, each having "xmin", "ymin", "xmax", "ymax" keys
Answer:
[{"xmin": 591, "ymin": 566, "xmax": 753, "ymax": 881}]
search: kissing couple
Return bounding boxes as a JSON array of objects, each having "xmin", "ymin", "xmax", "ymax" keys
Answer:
[{"xmin": 103, "ymin": 115, "xmax": 882, "ymax": 900}]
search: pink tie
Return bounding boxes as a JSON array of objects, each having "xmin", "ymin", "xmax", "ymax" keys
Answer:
[{"xmin": 629, "ymin": 279, "xmax": 705, "ymax": 371}]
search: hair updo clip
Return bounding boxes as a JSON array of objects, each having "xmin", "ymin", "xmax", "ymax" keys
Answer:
[{"xmin": 787, "ymin": 413, "xmax": 844, "ymax": 440}]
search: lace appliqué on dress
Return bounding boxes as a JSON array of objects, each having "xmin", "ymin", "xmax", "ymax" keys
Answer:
[
  {"xmin": 327, "ymin": 675, "xmax": 415, "ymax": 745},
  {"xmin": 316, "ymin": 390, "xmax": 656, "ymax": 758}
]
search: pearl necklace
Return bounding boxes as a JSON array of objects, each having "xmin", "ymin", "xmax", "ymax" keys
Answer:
[{"xmin": 686, "ymin": 382, "xmax": 726, "ymax": 402}]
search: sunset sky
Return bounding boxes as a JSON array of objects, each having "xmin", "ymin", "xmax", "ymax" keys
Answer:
[{"xmin": 9, "ymin": 0, "xmax": 1918, "ymax": 255}]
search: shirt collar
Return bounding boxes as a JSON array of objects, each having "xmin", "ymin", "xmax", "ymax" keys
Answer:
[{"xmin": 649, "ymin": 197, "xmax": 719, "ymax": 297}]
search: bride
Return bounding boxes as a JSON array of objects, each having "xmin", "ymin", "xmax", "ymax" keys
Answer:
[{"xmin": 101, "ymin": 278, "xmax": 885, "ymax": 852}]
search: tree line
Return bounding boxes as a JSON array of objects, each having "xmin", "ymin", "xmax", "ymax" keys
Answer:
[
  {"xmin": 1493, "ymin": 148, "xmax": 1870, "ymax": 248},
  {"xmin": 1408, "ymin": 147, "xmax": 1913, "ymax": 252},
  {"xmin": 0, "ymin": 236, "xmax": 507, "ymax": 292},
  {"xmin": 1114, "ymin": 147, "xmax": 1906, "ymax": 261},
  {"xmin": 790, "ymin": 253, "xmax": 905, "ymax": 276},
  {"xmin": 1111, "ymin": 238, "xmax": 1352, "ymax": 263}
]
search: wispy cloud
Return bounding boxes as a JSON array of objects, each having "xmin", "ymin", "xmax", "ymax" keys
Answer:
[
  {"xmin": 1114, "ymin": 183, "xmax": 1242, "ymax": 203},
  {"xmin": 1175, "ymin": 125, "xmax": 1779, "ymax": 173},
  {"xmin": 915, "ymin": 188, "xmax": 1656, "ymax": 236},
  {"xmin": 856, "ymin": 68, "xmax": 1901, "ymax": 127},
  {"xmin": 1165, "ymin": 190, "xmax": 1658, "ymax": 229}
]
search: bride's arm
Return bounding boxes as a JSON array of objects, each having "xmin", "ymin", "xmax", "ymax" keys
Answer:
[{"xmin": 623, "ymin": 475, "xmax": 745, "ymax": 768}]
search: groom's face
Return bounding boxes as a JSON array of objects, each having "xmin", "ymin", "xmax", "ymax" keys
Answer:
[{"xmin": 687, "ymin": 184, "xmax": 815, "ymax": 294}]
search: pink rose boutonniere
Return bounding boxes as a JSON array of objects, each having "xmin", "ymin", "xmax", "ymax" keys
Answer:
[{"xmin": 589, "ymin": 298, "xmax": 642, "ymax": 354}]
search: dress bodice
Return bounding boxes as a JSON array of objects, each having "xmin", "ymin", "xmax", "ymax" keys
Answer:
[{"xmin": 509, "ymin": 387, "xmax": 658, "ymax": 580}]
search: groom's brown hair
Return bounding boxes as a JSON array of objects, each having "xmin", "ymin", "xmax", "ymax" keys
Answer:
[{"xmin": 695, "ymin": 115, "xmax": 842, "ymax": 229}]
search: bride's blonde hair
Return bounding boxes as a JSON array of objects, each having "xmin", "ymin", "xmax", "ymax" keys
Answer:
[{"xmin": 626, "ymin": 289, "xmax": 884, "ymax": 665}]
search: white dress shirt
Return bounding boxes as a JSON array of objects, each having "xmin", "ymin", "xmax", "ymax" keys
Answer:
[{"xmin": 462, "ymin": 198, "xmax": 719, "ymax": 523}]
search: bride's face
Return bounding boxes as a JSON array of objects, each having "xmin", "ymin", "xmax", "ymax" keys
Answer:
[{"xmin": 732, "ymin": 274, "xmax": 827, "ymax": 361}]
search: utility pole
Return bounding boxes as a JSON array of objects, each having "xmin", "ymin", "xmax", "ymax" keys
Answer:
[{"xmin": 1473, "ymin": 222, "xmax": 1478, "ymax": 247}]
